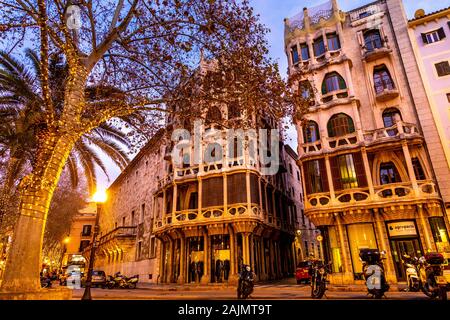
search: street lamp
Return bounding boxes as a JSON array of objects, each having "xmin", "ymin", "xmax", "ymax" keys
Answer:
[{"xmin": 81, "ymin": 189, "xmax": 107, "ymax": 300}]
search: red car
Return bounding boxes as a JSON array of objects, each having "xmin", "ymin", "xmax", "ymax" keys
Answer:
[{"xmin": 295, "ymin": 261, "xmax": 311, "ymax": 284}]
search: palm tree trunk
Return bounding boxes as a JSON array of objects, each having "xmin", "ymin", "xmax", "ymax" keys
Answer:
[
  {"xmin": 0, "ymin": 133, "xmax": 76, "ymax": 292},
  {"xmin": 0, "ymin": 157, "xmax": 20, "ymax": 228}
]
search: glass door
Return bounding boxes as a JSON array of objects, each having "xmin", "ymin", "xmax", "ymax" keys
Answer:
[{"xmin": 390, "ymin": 239, "xmax": 422, "ymax": 281}]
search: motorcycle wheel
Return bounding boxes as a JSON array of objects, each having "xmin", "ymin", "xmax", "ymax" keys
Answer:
[
  {"xmin": 421, "ymin": 283, "xmax": 439, "ymax": 299},
  {"xmin": 129, "ymin": 282, "xmax": 137, "ymax": 289},
  {"xmin": 107, "ymin": 283, "xmax": 115, "ymax": 289},
  {"xmin": 372, "ymin": 290, "xmax": 383, "ymax": 299},
  {"xmin": 311, "ymin": 279, "xmax": 325, "ymax": 299},
  {"xmin": 439, "ymin": 287, "xmax": 447, "ymax": 301}
]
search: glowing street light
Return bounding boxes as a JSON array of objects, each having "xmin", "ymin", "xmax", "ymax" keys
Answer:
[{"xmin": 92, "ymin": 189, "xmax": 107, "ymax": 203}]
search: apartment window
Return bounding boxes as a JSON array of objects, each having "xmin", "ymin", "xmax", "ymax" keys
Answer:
[
  {"xmin": 140, "ymin": 203, "xmax": 145, "ymax": 223},
  {"xmin": 299, "ymin": 80, "xmax": 314, "ymax": 100},
  {"xmin": 447, "ymin": 93, "xmax": 450, "ymax": 103},
  {"xmin": 327, "ymin": 113, "xmax": 355, "ymax": 137},
  {"xmin": 79, "ymin": 240, "xmax": 90, "ymax": 252},
  {"xmin": 374, "ymin": 65, "xmax": 395, "ymax": 94},
  {"xmin": 412, "ymin": 157, "xmax": 426, "ymax": 180},
  {"xmin": 188, "ymin": 192, "xmax": 198, "ymax": 209},
  {"xmin": 291, "ymin": 45, "xmax": 299, "ymax": 64},
  {"xmin": 364, "ymin": 29, "xmax": 382, "ymax": 51},
  {"xmin": 305, "ymin": 160, "xmax": 324, "ymax": 193},
  {"xmin": 327, "ymin": 33, "xmax": 341, "ymax": 51},
  {"xmin": 382, "ymin": 108, "xmax": 402, "ymax": 128},
  {"xmin": 131, "ymin": 210, "xmax": 135, "ymax": 226},
  {"xmin": 289, "ymin": 163, "xmax": 293, "ymax": 174},
  {"xmin": 149, "ymin": 236, "xmax": 157, "ymax": 258},
  {"xmin": 435, "ymin": 61, "xmax": 450, "ymax": 77},
  {"xmin": 380, "ymin": 162, "xmax": 401, "ymax": 185},
  {"xmin": 421, "ymin": 27, "xmax": 446, "ymax": 44},
  {"xmin": 304, "ymin": 241, "xmax": 309, "ymax": 257},
  {"xmin": 122, "ymin": 216, "xmax": 126, "ymax": 226},
  {"xmin": 81, "ymin": 225, "xmax": 92, "ymax": 237},
  {"xmin": 322, "ymin": 72, "xmax": 346, "ymax": 94},
  {"xmin": 137, "ymin": 241, "xmax": 142, "ymax": 260},
  {"xmin": 313, "ymin": 37, "xmax": 326, "ymax": 56},
  {"xmin": 300, "ymin": 43, "xmax": 310, "ymax": 60},
  {"xmin": 336, "ymin": 154, "xmax": 359, "ymax": 189},
  {"xmin": 297, "ymin": 171, "xmax": 300, "ymax": 181},
  {"xmin": 303, "ymin": 120, "xmax": 320, "ymax": 143}
]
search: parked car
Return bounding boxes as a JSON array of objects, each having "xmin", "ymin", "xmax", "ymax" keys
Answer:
[
  {"xmin": 81, "ymin": 270, "xmax": 107, "ymax": 288},
  {"xmin": 295, "ymin": 261, "xmax": 311, "ymax": 284}
]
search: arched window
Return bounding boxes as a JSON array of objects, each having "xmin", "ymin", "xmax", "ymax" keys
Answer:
[
  {"xmin": 374, "ymin": 65, "xmax": 395, "ymax": 94},
  {"xmin": 364, "ymin": 29, "xmax": 382, "ymax": 51},
  {"xmin": 321, "ymin": 72, "xmax": 346, "ymax": 95},
  {"xmin": 300, "ymin": 80, "xmax": 314, "ymax": 100},
  {"xmin": 379, "ymin": 162, "xmax": 401, "ymax": 185},
  {"xmin": 382, "ymin": 108, "xmax": 402, "ymax": 128},
  {"xmin": 303, "ymin": 121, "xmax": 320, "ymax": 143},
  {"xmin": 327, "ymin": 113, "xmax": 355, "ymax": 137},
  {"xmin": 206, "ymin": 106, "xmax": 222, "ymax": 125}
]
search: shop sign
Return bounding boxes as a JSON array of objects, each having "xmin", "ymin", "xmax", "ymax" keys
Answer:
[{"xmin": 387, "ymin": 221, "xmax": 417, "ymax": 237}]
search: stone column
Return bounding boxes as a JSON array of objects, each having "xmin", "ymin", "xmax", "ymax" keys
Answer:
[
  {"xmin": 201, "ymin": 231, "xmax": 209, "ymax": 284},
  {"xmin": 223, "ymin": 174, "xmax": 228, "ymax": 215},
  {"xmin": 324, "ymin": 155, "xmax": 336, "ymax": 202},
  {"xmin": 242, "ymin": 233, "xmax": 250, "ymax": 265},
  {"xmin": 401, "ymin": 141, "xmax": 419, "ymax": 195},
  {"xmin": 198, "ymin": 178, "xmax": 203, "ymax": 215},
  {"xmin": 258, "ymin": 177, "xmax": 263, "ymax": 217},
  {"xmin": 335, "ymin": 215, "xmax": 353, "ymax": 283},
  {"xmin": 172, "ymin": 183, "xmax": 178, "ymax": 217},
  {"xmin": 374, "ymin": 209, "xmax": 396, "ymax": 282},
  {"xmin": 229, "ymin": 226, "xmax": 236, "ymax": 276},
  {"xmin": 417, "ymin": 204, "xmax": 433, "ymax": 252},
  {"xmin": 178, "ymin": 236, "xmax": 186, "ymax": 284},
  {"xmin": 246, "ymin": 171, "xmax": 252, "ymax": 214},
  {"xmin": 166, "ymin": 238, "xmax": 174, "ymax": 283},
  {"xmin": 361, "ymin": 147, "xmax": 375, "ymax": 197}
]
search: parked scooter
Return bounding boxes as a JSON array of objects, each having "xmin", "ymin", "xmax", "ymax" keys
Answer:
[
  {"xmin": 237, "ymin": 265, "xmax": 255, "ymax": 299},
  {"xmin": 402, "ymin": 254, "xmax": 420, "ymax": 292},
  {"xmin": 417, "ymin": 252, "xmax": 448, "ymax": 300},
  {"xmin": 309, "ymin": 259, "xmax": 331, "ymax": 299},
  {"xmin": 40, "ymin": 275, "xmax": 52, "ymax": 288},
  {"xmin": 359, "ymin": 249, "xmax": 390, "ymax": 299}
]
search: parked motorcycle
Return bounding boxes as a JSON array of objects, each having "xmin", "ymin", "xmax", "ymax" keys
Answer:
[
  {"xmin": 237, "ymin": 265, "xmax": 255, "ymax": 299},
  {"xmin": 359, "ymin": 249, "xmax": 389, "ymax": 299},
  {"xmin": 417, "ymin": 252, "xmax": 448, "ymax": 300},
  {"xmin": 402, "ymin": 254, "xmax": 420, "ymax": 292},
  {"xmin": 40, "ymin": 276, "xmax": 52, "ymax": 288},
  {"xmin": 107, "ymin": 272, "xmax": 139, "ymax": 289},
  {"xmin": 309, "ymin": 259, "xmax": 331, "ymax": 299}
]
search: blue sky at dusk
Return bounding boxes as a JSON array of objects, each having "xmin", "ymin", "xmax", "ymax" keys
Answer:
[{"xmin": 96, "ymin": 0, "xmax": 450, "ymax": 191}]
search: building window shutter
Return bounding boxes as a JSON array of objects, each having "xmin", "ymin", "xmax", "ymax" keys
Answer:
[
  {"xmin": 319, "ymin": 158, "xmax": 329, "ymax": 192},
  {"xmin": 421, "ymin": 33, "xmax": 428, "ymax": 44},
  {"xmin": 437, "ymin": 27, "xmax": 446, "ymax": 40},
  {"xmin": 329, "ymin": 156, "xmax": 343, "ymax": 191},
  {"xmin": 353, "ymin": 152, "xmax": 368, "ymax": 187}
]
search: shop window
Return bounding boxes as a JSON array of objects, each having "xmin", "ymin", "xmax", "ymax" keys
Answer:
[
  {"xmin": 380, "ymin": 162, "xmax": 401, "ymax": 185},
  {"xmin": 374, "ymin": 65, "xmax": 395, "ymax": 94},
  {"xmin": 412, "ymin": 157, "xmax": 426, "ymax": 180},
  {"xmin": 313, "ymin": 37, "xmax": 326, "ymax": 56},
  {"xmin": 291, "ymin": 45, "xmax": 299, "ymax": 64},
  {"xmin": 303, "ymin": 120, "xmax": 320, "ymax": 143},
  {"xmin": 188, "ymin": 237, "xmax": 205, "ymax": 283},
  {"xmin": 300, "ymin": 43, "xmax": 310, "ymax": 60},
  {"xmin": 364, "ymin": 29, "xmax": 383, "ymax": 51},
  {"xmin": 328, "ymin": 226, "xmax": 342, "ymax": 273},
  {"xmin": 429, "ymin": 217, "xmax": 450, "ymax": 253},
  {"xmin": 347, "ymin": 223, "xmax": 377, "ymax": 277},
  {"xmin": 327, "ymin": 33, "xmax": 341, "ymax": 51},
  {"xmin": 382, "ymin": 108, "xmax": 402, "ymax": 128},
  {"xmin": 321, "ymin": 72, "xmax": 347, "ymax": 95},
  {"xmin": 327, "ymin": 113, "xmax": 355, "ymax": 137},
  {"xmin": 210, "ymin": 235, "xmax": 230, "ymax": 283},
  {"xmin": 435, "ymin": 61, "xmax": 450, "ymax": 77}
]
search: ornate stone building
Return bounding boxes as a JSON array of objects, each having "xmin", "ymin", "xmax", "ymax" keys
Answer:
[
  {"xmin": 285, "ymin": 0, "xmax": 450, "ymax": 285},
  {"xmin": 91, "ymin": 82, "xmax": 313, "ymax": 284}
]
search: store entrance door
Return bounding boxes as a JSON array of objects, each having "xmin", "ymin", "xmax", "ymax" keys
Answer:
[{"xmin": 389, "ymin": 239, "xmax": 422, "ymax": 281}]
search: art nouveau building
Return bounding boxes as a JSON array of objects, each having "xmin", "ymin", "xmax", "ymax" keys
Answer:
[
  {"xmin": 90, "ymin": 79, "xmax": 314, "ymax": 284},
  {"xmin": 285, "ymin": 0, "xmax": 450, "ymax": 285}
]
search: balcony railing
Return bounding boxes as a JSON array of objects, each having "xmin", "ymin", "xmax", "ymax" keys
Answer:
[
  {"xmin": 305, "ymin": 180, "xmax": 439, "ymax": 211},
  {"xmin": 98, "ymin": 226, "xmax": 137, "ymax": 246},
  {"xmin": 349, "ymin": 4, "xmax": 381, "ymax": 23},
  {"xmin": 363, "ymin": 121, "xmax": 420, "ymax": 145}
]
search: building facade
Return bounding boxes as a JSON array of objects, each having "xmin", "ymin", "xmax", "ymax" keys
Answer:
[
  {"xmin": 407, "ymin": 7, "xmax": 450, "ymax": 218},
  {"xmin": 285, "ymin": 0, "xmax": 450, "ymax": 285},
  {"xmin": 63, "ymin": 203, "xmax": 97, "ymax": 271}
]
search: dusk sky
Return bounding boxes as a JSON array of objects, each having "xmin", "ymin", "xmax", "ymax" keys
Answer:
[{"xmin": 97, "ymin": 0, "xmax": 450, "ymax": 192}]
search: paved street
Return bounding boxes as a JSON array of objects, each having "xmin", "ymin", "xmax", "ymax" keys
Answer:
[{"xmin": 70, "ymin": 282, "xmax": 446, "ymax": 300}]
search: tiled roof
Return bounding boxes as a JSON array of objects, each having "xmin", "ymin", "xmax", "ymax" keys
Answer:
[{"xmin": 408, "ymin": 6, "xmax": 450, "ymax": 23}]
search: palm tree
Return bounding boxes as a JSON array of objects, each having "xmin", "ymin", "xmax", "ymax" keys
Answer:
[{"xmin": 0, "ymin": 49, "xmax": 136, "ymax": 225}]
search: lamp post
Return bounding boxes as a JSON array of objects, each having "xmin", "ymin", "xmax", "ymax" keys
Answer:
[{"xmin": 81, "ymin": 190, "xmax": 107, "ymax": 300}]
